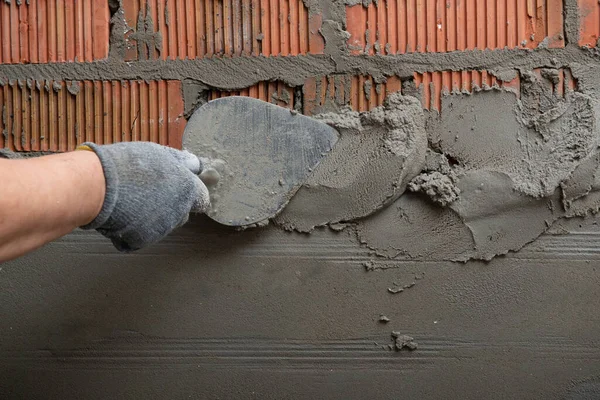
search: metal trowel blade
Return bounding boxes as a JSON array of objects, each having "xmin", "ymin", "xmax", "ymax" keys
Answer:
[{"xmin": 182, "ymin": 96, "xmax": 339, "ymax": 227}]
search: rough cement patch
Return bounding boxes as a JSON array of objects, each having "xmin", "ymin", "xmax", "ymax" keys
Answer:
[
  {"xmin": 181, "ymin": 79, "xmax": 209, "ymax": 119},
  {"xmin": 430, "ymin": 87, "xmax": 598, "ymax": 198},
  {"xmin": 320, "ymin": 20, "xmax": 351, "ymax": 59},
  {"xmin": 108, "ymin": 2, "xmax": 131, "ymax": 60},
  {"xmin": 489, "ymin": 68, "xmax": 518, "ymax": 82},
  {"xmin": 562, "ymin": 153, "xmax": 600, "ymax": 217},
  {"xmin": 561, "ymin": 154, "xmax": 600, "ymax": 210},
  {"xmin": 357, "ymin": 75, "xmax": 592, "ymax": 261},
  {"xmin": 274, "ymin": 93, "xmax": 427, "ymax": 232},
  {"xmin": 358, "ymin": 171, "xmax": 563, "ymax": 262}
]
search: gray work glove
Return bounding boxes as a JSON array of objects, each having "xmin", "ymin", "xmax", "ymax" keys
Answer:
[{"xmin": 79, "ymin": 142, "xmax": 209, "ymax": 252}]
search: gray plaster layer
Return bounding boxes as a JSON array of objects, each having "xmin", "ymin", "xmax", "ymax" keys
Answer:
[
  {"xmin": 358, "ymin": 171, "xmax": 564, "ymax": 262},
  {"xmin": 4, "ymin": 217, "xmax": 600, "ymax": 399},
  {"xmin": 356, "ymin": 192, "xmax": 476, "ymax": 261},
  {"xmin": 448, "ymin": 171, "xmax": 563, "ymax": 261}
]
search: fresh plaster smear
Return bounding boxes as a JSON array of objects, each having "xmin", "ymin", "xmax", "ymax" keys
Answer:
[
  {"xmin": 304, "ymin": 69, "xmax": 600, "ymax": 261},
  {"xmin": 274, "ymin": 93, "xmax": 427, "ymax": 232}
]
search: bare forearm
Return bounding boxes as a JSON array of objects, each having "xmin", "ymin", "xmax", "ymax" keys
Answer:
[
  {"xmin": 0, "ymin": 142, "xmax": 208, "ymax": 260},
  {"xmin": 0, "ymin": 151, "xmax": 105, "ymax": 262}
]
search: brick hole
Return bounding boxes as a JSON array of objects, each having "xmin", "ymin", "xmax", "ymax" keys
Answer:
[{"xmin": 108, "ymin": 0, "xmax": 120, "ymax": 18}]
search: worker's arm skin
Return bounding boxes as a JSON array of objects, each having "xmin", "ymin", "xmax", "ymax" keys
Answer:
[
  {"xmin": 0, "ymin": 143, "xmax": 209, "ymax": 263},
  {"xmin": 0, "ymin": 151, "xmax": 105, "ymax": 262}
]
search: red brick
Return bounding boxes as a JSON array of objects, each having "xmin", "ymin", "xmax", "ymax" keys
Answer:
[
  {"xmin": 346, "ymin": 0, "xmax": 564, "ymax": 55},
  {"xmin": 303, "ymin": 75, "xmax": 403, "ymax": 115},
  {"xmin": 579, "ymin": 0, "xmax": 600, "ymax": 47},
  {"xmin": 0, "ymin": 80, "xmax": 185, "ymax": 152},
  {"xmin": 0, "ymin": 0, "xmax": 109, "ymax": 64}
]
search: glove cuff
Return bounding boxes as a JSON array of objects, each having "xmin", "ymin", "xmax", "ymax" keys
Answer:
[{"xmin": 78, "ymin": 142, "xmax": 119, "ymax": 230}]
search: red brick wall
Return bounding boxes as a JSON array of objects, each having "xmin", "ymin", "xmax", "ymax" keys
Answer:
[
  {"xmin": 0, "ymin": 0, "xmax": 590, "ymax": 152},
  {"xmin": 347, "ymin": 0, "xmax": 564, "ymax": 54},
  {"xmin": 0, "ymin": 1, "xmax": 109, "ymax": 64}
]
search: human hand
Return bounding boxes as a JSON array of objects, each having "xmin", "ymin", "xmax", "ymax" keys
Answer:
[{"xmin": 78, "ymin": 142, "xmax": 209, "ymax": 252}]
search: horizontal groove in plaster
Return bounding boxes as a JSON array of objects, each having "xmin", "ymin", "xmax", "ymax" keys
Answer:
[
  {"xmin": 123, "ymin": 0, "xmax": 324, "ymax": 61},
  {"xmin": 49, "ymin": 224, "xmax": 600, "ymax": 261},
  {"xmin": 5, "ymin": 334, "xmax": 595, "ymax": 368},
  {"xmin": 0, "ymin": 80, "xmax": 185, "ymax": 152},
  {"xmin": 346, "ymin": 0, "xmax": 565, "ymax": 55},
  {"xmin": 0, "ymin": 0, "xmax": 110, "ymax": 64}
]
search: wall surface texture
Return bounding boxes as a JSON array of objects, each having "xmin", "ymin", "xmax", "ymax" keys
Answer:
[{"xmin": 3, "ymin": 1, "xmax": 600, "ymax": 399}]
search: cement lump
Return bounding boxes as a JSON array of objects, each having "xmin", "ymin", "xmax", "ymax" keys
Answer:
[
  {"xmin": 408, "ymin": 171, "xmax": 460, "ymax": 207},
  {"xmin": 391, "ymin": 332, "xmax": 418, "ymax": 351}
]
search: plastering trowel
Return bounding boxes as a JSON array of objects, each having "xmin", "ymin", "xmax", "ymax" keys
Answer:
[{"xmin": 183, "ymin": 96, "xmax": 339, "ymax": 227}]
